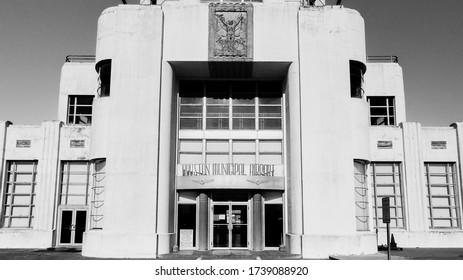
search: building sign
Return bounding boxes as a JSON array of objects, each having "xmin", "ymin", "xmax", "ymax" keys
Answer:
[
  {"xmin": 70, "ymin": 140, "xmax": 85, "ymax": 148},
  {"xmin": 382, "ymin": 197, "xmax": 391, "ymax": 224},
  {"xmin": 181, "ymin": 163, "xmax": 275, "ymax": 177},
  {"xmin": 209, "ymin": 3, "xmax": 253, "ymax": 61},
  {"xmin": 16, "ymin": 140, "xmax": 31, "ymax": 148},
  {"xmin": 431, "ymin": 141, "xmax": 446, "ymax": 149},
  {"xmin": 377, "ymin": 140, "xmax": 393, "ymax": 149},
  {"xmin": 179, "ymin": 229, "xmax": 194, "ymax": 249}
]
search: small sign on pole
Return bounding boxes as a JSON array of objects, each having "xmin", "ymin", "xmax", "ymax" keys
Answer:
[
  {"xmin": 382, "ymin": 197, "xmax": 391, "ymax": 223},
  {"xmin": 382, "ymin": 197, "xmax": 391, "ymax": 260}
]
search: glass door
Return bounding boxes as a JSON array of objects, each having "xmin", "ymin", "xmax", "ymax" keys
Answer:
[
  {"xmin": 212, "ymin": 203, "xmax": 248, "ymax": 249},
  {"xmin": 58, "ymin": 209, "xmax": 87, "ymax": 245},
  {"xmin": 231, "ymin": 204, "xmax": 247, "ymax": 248}
]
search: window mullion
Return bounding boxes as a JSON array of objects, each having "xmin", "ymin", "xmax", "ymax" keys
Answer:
[{"xmin": 426, "ymin": 164, "xmax": 434, "ymax": 228}]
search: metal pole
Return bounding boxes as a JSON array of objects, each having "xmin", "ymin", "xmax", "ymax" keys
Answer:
[{"xmin": 386, "ymin": 223, "xmax": 391, "ymax": 260}]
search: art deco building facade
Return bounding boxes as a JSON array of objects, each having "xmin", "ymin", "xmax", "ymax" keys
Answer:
[{"xmin": 1, "ymin": 0, "xmax": 463, "ymax": 258}]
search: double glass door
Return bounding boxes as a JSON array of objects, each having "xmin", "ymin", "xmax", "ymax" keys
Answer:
[
  {"xmin": 58, "ymin": 209, "xmax": 87, "ymax": 245},
  {"xmin": 212, "ymin": 203, "xmax": 248, "ymax": 248}
]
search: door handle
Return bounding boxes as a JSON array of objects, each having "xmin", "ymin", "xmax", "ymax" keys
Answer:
[{"xmin": 70, "ymin": 224, "xmax": 76, "ymax": 231}]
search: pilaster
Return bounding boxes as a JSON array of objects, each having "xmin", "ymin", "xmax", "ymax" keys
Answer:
[
  {"xmin": 252, "ymin": 193, "xmax": 263, "ymax": 250},
  {"xmin": 401, "ymin": 122, "xmax": 427, "ymax": 231},
  {"xmin": 34, "ymin": 121, "xmax": 62, "ymax": 233},
  {"xmin": 197, "ymin": 193, "xmax": 209, "ymax": 250},
  {"xmin": 0, "ymin": 121, "xmax": 12, "ymax": 201}
]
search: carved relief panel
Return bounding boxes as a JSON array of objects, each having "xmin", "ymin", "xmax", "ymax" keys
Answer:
[{"xmin": 209, "ymin": 3, "xmax": 253, "ymax": 61}]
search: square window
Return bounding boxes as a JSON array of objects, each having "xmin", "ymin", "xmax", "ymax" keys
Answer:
[
  {"xmin": 367, "ymin": 97, "xmax": 395, "ymax": 126},
  {"xmin": 67, "ymin": 95, "xmax": 94, "ymax": 125}
]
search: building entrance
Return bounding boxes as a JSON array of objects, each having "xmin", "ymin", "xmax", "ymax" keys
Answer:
[
  {"xmin": 212, "ymin": 202, "xmax": 248, "ymax": 249},
  {"xmin": 57, "ymin": 209, "xmax": 87, "ymax": 246}
]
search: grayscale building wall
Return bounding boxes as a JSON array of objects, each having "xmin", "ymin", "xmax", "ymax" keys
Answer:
[{"xmin": 1, "ymin": 0, "xmax": 463, "ymax": 259}]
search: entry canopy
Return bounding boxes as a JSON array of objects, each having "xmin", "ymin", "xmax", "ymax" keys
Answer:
[{"xmin": 169, "ymin": 61, "xmax": 291, "ymax": 79}]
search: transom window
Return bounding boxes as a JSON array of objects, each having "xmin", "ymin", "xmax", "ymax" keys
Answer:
[
  {"xmin": 179, "ymin": 139, "xmax": 283, "ymax": 165},
  {"xmin": 371, "ymin": 162, "xmax": 405, "ymax": 228},
  {"xmin": 367, "ymin": 96, "xmax": 395, "ymax": 126},
  {"xmin": 425, "ymin": 163, "xmax": 460, "ymax": 229},
  {"xmin": 1, "ymin": 161, "xmax": 38, "ymax": 228},
  {"xmin": 59, "ymin": 161, "xmax": 91, "ymax": 205},
  {"xmin": 179, "ymin": 81, "xmax": 283, "ymax": 130},
  {"xmin": 67, "ymin": 95, "xmax": 93, "ymax": 125}
]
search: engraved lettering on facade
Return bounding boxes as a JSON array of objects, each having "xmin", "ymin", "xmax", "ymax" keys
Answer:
[
  {"xmin": 431, "ymin": 141, "xmax": 447, "ymax": 149},
  {"xmin": 16, "ymin": 140, "xmax": 31, "ymax": 148},
  {"xmin": 70, "ymin": 139, "xmax": 85, "ymax": 148}
]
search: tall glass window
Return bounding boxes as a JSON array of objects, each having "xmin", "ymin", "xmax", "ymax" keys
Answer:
[
  {"xmin": 232, "ymin": 140, "xmax": 256, "ymax": 164},
  {"xmin": 425, "ymin": 163, "xmax": 460, "ymax": 229},
  {"xmin": 1, "ymin": 161, "xmax": 38, "ymax": 228},
  {"xmin": 179, "ymin": 140, "xmax": 203, "ymax": 164},
  {"xmin": 178, "ymin": 139, "xmax": 283, "ymax": 165},
  {"xmin": 179, "ymin": 81, "xmax": 282, "ymax": 131},
  {"xmin": 206, "ymin": 140, "xmax": 229, "ymax": 163},
  {"xmin": 59, "ymin": 161, "xmax": 90, "ymax": 205},
  {"xmin": 371, "ymin": 162, "xmax": 405, "ymax": 228},
  {"xmin": 258, "ymin": 140, "xmax": 283, "ymax": 165}
]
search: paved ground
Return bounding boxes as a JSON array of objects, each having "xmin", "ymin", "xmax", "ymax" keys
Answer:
[
  {"xmin": 0, "ymin": 248, "xmax": 299, "ymax": 260},
  {"xmin": 1, "ymin": 248, "xmax": 463, "ymax": 260},
  {"xmin": 160, "ymin": 250, "xmax": 301, "ymax": 260},
  {"xmin": 331, "ymin": 248, "xmax": 463, "ymax": 260}
]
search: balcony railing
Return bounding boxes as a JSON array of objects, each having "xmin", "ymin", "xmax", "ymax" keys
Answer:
[
  {"xmin": 65, "ymin": 54, "xmax": 398, "ymax": 64},
  {"xmin": 65, "ymin": 55, "xmax": 96, "ymax": 63},
  {"xmin": 366, "ymin": 55, "xmax": 399, "ymax": 63}
]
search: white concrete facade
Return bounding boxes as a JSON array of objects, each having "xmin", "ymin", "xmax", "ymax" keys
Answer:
[{"xmin": 1, "ymin": 1, "xmax": 463, "ymax": 259}]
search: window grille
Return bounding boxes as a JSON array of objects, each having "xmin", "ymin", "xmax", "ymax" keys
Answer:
[
  {"xmin": 59, "ymin": 161, "xmax": 90, "ymax": 205},
  {"xmin": 425, "ymin": 163, "xmax": 460, "ymax": 229},
  {"xmin": 1, "ymin": 161, "xmax": 37, "ymax": 228},
  {"xmin": 371, "ymin": 162, "xmax": 405, "ymax": 228}
]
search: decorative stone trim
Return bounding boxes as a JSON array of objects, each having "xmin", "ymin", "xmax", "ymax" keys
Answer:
[
  {"xmin": 377, "ymin": 140, "xmax": 393, "ymax": 149},
  {"xmin": 16, "ymin": 140, "xmax": 31, "ymax": 148},
  {"xmin": 208, "ymin": 3, "xmax": 253, "ymax": 61},
  {"xmin": 70, "ymin": 139, "xmax": 85, "ymax": 148},
  {"xmin": 431, "ymin": 141, "xmax": 446, "ymax": 149}
]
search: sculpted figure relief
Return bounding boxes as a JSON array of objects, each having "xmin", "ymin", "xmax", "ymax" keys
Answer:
[
  {"xmin": 209, "ymin": 3, "xmax": 253, "ymax": 60},
  {"xmin": 215, "ymin": 12, "xmax": 247, "ymax": 56}
]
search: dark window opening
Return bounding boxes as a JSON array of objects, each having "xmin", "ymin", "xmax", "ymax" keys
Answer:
[
  {"xmin": 350, "ymin": 61, "xmax": 366, "ymax": 98},
  {"xmin": 177, "ymin": 204, "xmax": 196, "ymax": 248},
  {"xmin": 97, "ymin": 59, "xmax": 111, "ymax": 97},
  {"xmin": 265, "ymin": 204, "xmax": 283, "ymax": 247},
  {"xmin": 367, "ymin": 96, "xmax": 396, "ymax": 126},
  {"xmin": 67, "ymin": 95, "xmax": 93, "ymax": 125}
]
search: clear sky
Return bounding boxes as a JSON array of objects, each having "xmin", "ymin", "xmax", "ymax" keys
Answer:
[{"xmin": 1, "ymin": 0, "xmax": 462, "ymax": 126}]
